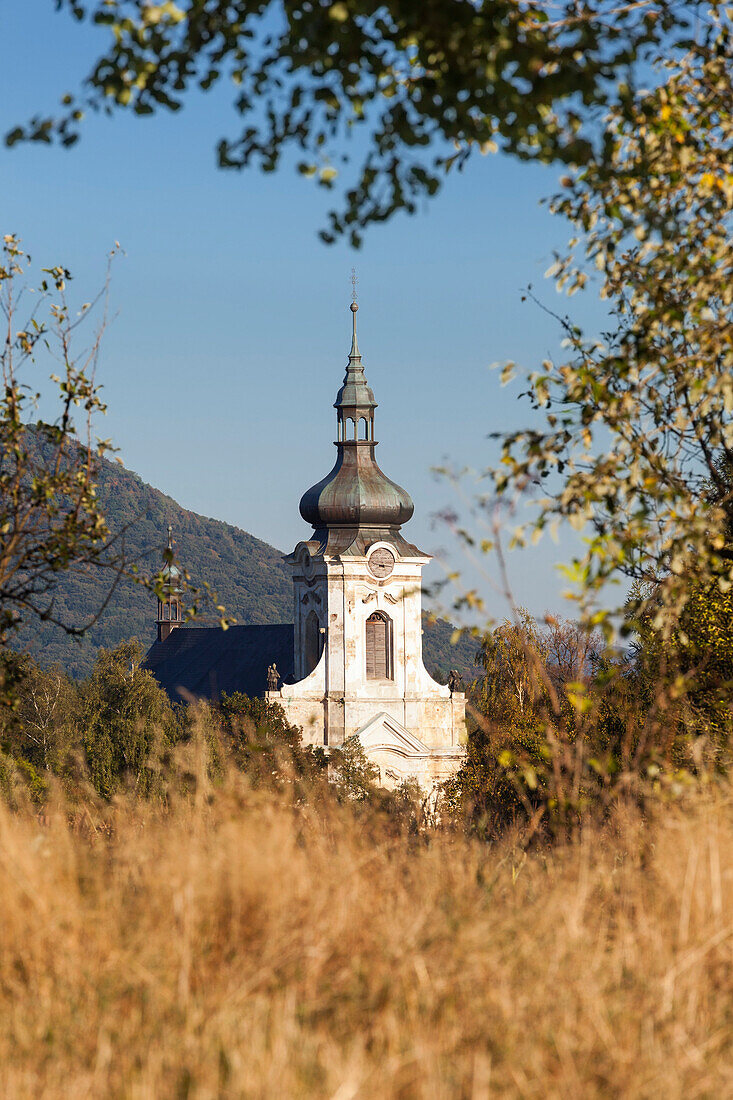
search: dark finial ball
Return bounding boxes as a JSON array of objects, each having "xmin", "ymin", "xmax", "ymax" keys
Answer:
[{"xmin": 351, "ymin": 301, "xmax": 358, "ymax": 312}]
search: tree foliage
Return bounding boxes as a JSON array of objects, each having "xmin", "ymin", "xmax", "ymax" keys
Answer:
[
  {"xmin": 214, "ymin": 690, "xmax": 325, "ymax": 784},
  {"xmin": 474, "ymin": 609, "xmax": 550, "ymax": 728},
  {"xmin": 328, "ymin": 733, "xmax": 379, "ymax": 800},
  {"xmin": 633, "ymin": 574, "xmax": 733, "ymax": 757},
  {"xmin": 0, "ymin": 237, "xmax": 228, "ymax": 699},
  {"xmin": 444, "ymin": 610, "xmax": 604, "ymax": 835},
  {"xmin": 0, "ymin": 236, "xmax": 119, "ymax": 666},
  {"xmin": 433, "ymin": 12, "xmax": 733, "ymax": 835},
  {"xmin": 4, "ymin": 658, "xmax": 79, "ymax": 771},
  {"xmin": 9, "ymin": 1, "xmax": 692, "ymax": 244},
  {"xmin": 81, "ymin": 639, "xmax": 180, "ymax": 797},
  {"xmin": 487, "ymin": 13, "xmax": 733, "ymax": 640}
]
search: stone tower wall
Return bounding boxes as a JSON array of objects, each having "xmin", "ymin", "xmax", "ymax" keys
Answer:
[{"xmin": 272, "ymin": 541, "xmax": 466, "ymax": 789}]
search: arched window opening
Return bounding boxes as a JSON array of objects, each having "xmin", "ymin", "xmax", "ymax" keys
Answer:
[
  {"xmin": 338, "ymin": 419, "xmax": 343, "ymax": 441},
  {"xmin": 171, "ymin": 603, "xmax": 178, "ymax": 621},
  {"xmin": 346, "ymin": 417, "xmax": 355, "ymax": 440},
  {"xmin": 305, "ymin": 610, "xmax": 323, "ymax": 675},
  {"xmin": 358, "ymin": 417, "xmax": 368, "ymax": 440},
  {"xmin": 163, "ymin": 604, "xmax": 170, "ymax": 621},
  {"xmin": 366, "ymin": 611, "xmax": 392, "ymax": 680}
]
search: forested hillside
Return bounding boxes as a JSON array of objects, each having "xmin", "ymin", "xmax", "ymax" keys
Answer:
[
  {"xmin": 13, "ymin": 455, "xmax": 476, "ymax": 682},
  {"xmin": 12, "ymin": 455, "xmax": 292, "ymax": 678}
]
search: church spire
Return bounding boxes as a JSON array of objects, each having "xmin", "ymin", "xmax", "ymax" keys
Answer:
[
  {"xmin": 334, "ymin": 300, "xmax": 377, "ymax": 442},
  {"xmin": 299, "ymin": 300, "xmax": 413, "ymax": 534}
]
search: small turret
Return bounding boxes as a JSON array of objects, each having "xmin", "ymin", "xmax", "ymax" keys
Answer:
[{"xmin": 156, "ymin": 525, "xmax": 183, "ymax": 643}]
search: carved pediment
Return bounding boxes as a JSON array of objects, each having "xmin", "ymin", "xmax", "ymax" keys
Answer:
[{"xmin": 353, "ymin": 713, "xmax": 430, "ymax": 758}]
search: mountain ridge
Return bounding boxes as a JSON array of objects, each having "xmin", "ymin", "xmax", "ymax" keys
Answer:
[{"xmin": 12, "ymin": 452, "xmax": 477, "ymax": 683}]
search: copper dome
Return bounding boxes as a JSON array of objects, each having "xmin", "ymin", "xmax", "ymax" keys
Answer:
[{"xmin": 300, "ymin": 445, "xmax": 414, "ymax": 529}]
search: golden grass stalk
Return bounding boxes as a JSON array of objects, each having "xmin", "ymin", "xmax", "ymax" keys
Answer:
[{"xmin": 0, "ymin": 750, "xmax": 731, "ymax": 1098}]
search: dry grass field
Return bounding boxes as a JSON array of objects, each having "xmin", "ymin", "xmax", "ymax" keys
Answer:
[{"xmin": 1, "ymin": 764, "xmax": 732, "ymax": 1099}]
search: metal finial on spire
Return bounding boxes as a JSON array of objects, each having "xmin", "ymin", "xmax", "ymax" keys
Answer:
[
  {"xmin": 349, "ymin": 269, "xmax": 360, "ymax": 357},
  {"xmin": 167, "ymin": 524, "xmax": 173, "ymax": 549}
]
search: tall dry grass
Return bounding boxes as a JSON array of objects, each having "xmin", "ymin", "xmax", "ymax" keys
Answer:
[{"xmin": 1, "ymin": 760, "xmax": 731, "ymax": 1098}]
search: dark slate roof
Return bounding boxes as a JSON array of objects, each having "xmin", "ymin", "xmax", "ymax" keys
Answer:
[{"xmin": 143, "ymin": 624, "xmax": 294, "ymax": 704}]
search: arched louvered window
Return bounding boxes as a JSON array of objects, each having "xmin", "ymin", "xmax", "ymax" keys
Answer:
[
  {"xmin": 304, "ymin": 610, "xmax": 322, "ymax": 675},
  {"xmin": 366, "ymin": 611, "xmax": 392, "ymax": 680}
]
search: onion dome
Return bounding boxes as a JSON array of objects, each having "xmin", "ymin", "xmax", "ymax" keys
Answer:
[{"xmin": 299, "ymin": 302, "xmax": 414, "ymax": 531}]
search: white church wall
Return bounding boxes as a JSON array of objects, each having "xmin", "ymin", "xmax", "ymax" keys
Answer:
[{"xmin": 270, "ymin": 541, "xmax": 467, "ymax": 785}]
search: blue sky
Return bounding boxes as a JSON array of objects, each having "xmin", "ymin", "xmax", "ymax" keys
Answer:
[{"xmin": 1, "ymin": 2, "xmax": 609, "ymax": 625}]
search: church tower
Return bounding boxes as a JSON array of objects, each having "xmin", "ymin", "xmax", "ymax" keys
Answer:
[
  {"xmin": 156, "ymin": 526, "xmax": 183, "ymax": 643},
  {"xmin": 273, "ymin": 302, "xmax": 466, "ymax": 789}
]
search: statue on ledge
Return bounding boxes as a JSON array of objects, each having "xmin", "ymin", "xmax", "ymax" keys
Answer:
[{"xmin": 266, "ymin": 663, "xmax": 281, "ymax": 692}]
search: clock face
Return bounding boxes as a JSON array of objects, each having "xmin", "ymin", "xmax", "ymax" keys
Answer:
[{"xmin": 368, "ymin": 547, "xmax": 396, "ymax": 579}]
